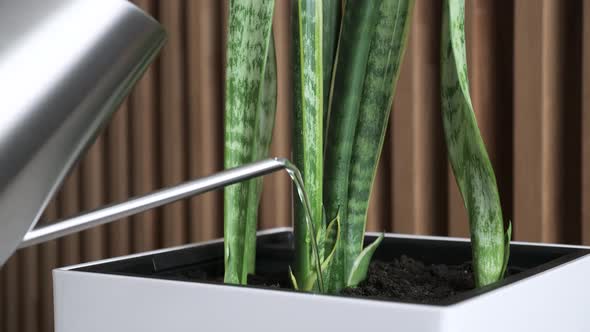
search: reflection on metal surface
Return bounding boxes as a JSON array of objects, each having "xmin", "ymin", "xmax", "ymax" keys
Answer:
[
  {"xmin": 20, "ymin": 158, "xmax": 293, "ymax": 248},
  {"xmin": 0, "ymin": 0, "xmax": 166, "ymax": 267}
]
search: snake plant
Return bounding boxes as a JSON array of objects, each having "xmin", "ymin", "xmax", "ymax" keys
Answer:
[
  {"xmin": 224, "ymin": 0, "xmax": 509, "ymax": 293},
  {"xmin": 291, "ymin": 0, "xmax": 325, "ymax": 292},
  {"xmin": 441, "ymin": 0, "xmax": 510, "ymax": 287},
  {"xmin": 293, "ymin": 0, "xmax": 414, "ymax": 293},
  {"xmin": 224, "ymin": 0, "xmax": 277, "ymax": 285}
]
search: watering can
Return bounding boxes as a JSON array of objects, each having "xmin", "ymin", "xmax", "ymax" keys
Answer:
[{"xmin": 0, "ymin": 0, "xmax": 293, "ymax": 268}]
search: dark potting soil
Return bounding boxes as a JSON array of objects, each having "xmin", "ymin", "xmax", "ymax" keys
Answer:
[
  {"xmin": 179, "ymin": 255, "xmax": 513, "ymax": 304},
  {"xmin": 243, "ymin": 255, "xmax": 480, "ymax": 304},
  {"xmin": 340, "ymin": 255, "xmax": 474, "ymax": 303}
]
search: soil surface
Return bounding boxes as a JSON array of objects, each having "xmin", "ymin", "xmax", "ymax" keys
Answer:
[
  {"xmin": 179, "ymin": 255, "xmax": 509, "ymax": 304},
  {"xmin": 242, "ymin": 255, "xmax": 478, "ymax": 304},
  {"xmin": 340, "ymin": 255, "xmax": 474, "ymax": 303}
]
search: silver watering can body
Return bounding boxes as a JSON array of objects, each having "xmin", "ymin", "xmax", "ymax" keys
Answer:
[{"xmin": 0, "ymin": 0, "xmax": 293, "ymax": 268}]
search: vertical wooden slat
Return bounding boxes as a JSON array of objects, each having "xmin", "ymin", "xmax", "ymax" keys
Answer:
[
  {"xmin": 495, "ymin": 0, "xmax": 516, "ymax": 229},
  {"xmin": 107, "ymin": 100, "xmax": 131, "ymax": 256},
  {"xmin": 221, "ymin": 0, "xmax": 229, "ymax": 73},
  {"xmin": 392, "ymin": 0, "xmax": 445, "ymax": 235},
  {"xmin": 39, "ymin": 201, "xmax": 59, "ymax": 332},
  {"xmin": 514, "ymin": 0, "xmax": 545, "ymax": 242},
  {"xmin": 559, "ymin": 1, "xmax": 583, "ymax": 245},
  {"xmin": 413, "ymin": 0, "xmax": 445, "ymax": 236},
  {"xmin": 514, "ymin": 0, "xmax": 582, "ymax": 243},
  {"xmin": 59, "ymin": 170, "xmax": 81, "ymax": 265},
  {"xmin": 131, "ymin": 0, "xmax": 159, "ymax": 253},
  {"xmin": 20, "ymin": 247, "xmax": 38, "ymax": 332},
  {"xmin": 159, "ymin": 0, "xmax": 188, "ymax": 247},
  {"xmin": 187, "ymin": 0, "xmax": 224, "ymax": 242},
  {"xmin": 80, "ymin": 137, "xmax": 107, "ymax": 261},
  {"xmin": 540, "ymin": 0, "xmax": 564, "ymax": 243},
  {"xmin": 260, "ymin": 1, "xmax": 293, "ymax": 229},
  {"xmin": 4, "ymin": 256, "xmax": 18, "ymax": 332},
  {"xmin": 583, "ymin": 0, "xmax": 590, "ymax": 244}
]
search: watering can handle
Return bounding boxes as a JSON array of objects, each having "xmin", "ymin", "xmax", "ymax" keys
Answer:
[{"xmin": 19, "ymin": 158, "xmax": 293, "ymax": 248}]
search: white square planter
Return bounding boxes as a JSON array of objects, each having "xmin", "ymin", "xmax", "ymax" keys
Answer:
[{"xmin": 54, "ymin": 228, "xmax": 590, "ymax": 332}]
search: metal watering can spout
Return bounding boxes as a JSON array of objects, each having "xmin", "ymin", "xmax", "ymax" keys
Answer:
[
  {"xmin": 19, "ymin": 158, "xmax": 294, "ymax": 248},
  {"xmin": 0, "ymin": 0, "xmax": 298, "ymax": 269}
]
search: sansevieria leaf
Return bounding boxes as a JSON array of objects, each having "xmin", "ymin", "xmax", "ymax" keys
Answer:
[
  {"xmin": 224, "ymin": 0, "xmax": 276, "ymax": 285},
  {"xmin": 345, "ymin": 0, "xmax": 414, "ymax": 283},
  {"xmin": 322, "ymin": 0, "xmax": 341, "ymax": 136},
  {"xmin": 243, "ymin": 37, "xmax": 278, "ymax": 279},
  {"xmin": 289, "ymin": 266, "xmax": 300, "ymax": 291},
  {"xmin": 441, "ymin": 0, "xmax": 508, "ymax": 287},
  {"xmin": 304, "ymin": 216, "xmax": 341, "ymax": 292},
  {"xmin": 346, "ymin": 234, "xmax": 384, "ymax": 288},
  {"xmin": 323, "ymin": 0, "xmax": 381, "ymax": 293},
  {"xmin": 323, "ymin": 212, "xmax": 340, "ymax": 260},
  {"xmin": 292, "ymin": 0, "xmax": 324, "ymax": 291}
]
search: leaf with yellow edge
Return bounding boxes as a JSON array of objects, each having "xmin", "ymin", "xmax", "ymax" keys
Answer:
[{"xmin": 346, "ymin": 234, "xmax": 384, "ymax": 288}]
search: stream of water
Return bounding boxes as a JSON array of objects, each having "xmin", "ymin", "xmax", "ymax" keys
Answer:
[{"xmin": 279, "ymin": 158, "xmax": 325, "ymax": 292}]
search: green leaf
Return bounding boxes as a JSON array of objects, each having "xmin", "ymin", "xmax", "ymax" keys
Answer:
[
  {"xmin": 292, "ymin": 0, "xmax": 324, "ymax": 292},
  {"xmin": 324, "ymin": 212, "xmax": 340, "ymax": 260},
  {"xmin": 321, "ymin": 215, "xmax": 341, "ymax": 293},
  {"xmin": 224, "ymin": 0, "xmax": 276, "ymax": 285},
  {"xmin": 289, "ymin": 266, "xmax": 300, "ymax": 291},
  {"xmin": 315, "ymin": 211, "xmax": 327, "ymax": 262},
  {"xmin": 501, "ymin": 221, "xmax": 512, "ymax": 278},
  {"xmin": 304, "ymin": 215, "xmax": 341, "ymax": 292},
  {"xmin": 224, "ymin": 244, "xmax": 238, "ymax": 284},
  {"xmin": 322, "ymin": 0, "xmax": 341, "ymax": 136},
  {"xmin": 243, "ymin": 36, "xmax": 278, "ymax": 279},
  {"xmin": 323, "ymin": 0, "xmax": 381, "ymax": 293},
  {"xmin": 345, "ymin": 0, "xmax": 414, "ymax": 281},
  {"xmin": 441, "ymin": 0, "xmax": 506, "ymax": 287},
  {"xmin": 346, "ymin": 234, "xmax": 384, "ymax": 288}
]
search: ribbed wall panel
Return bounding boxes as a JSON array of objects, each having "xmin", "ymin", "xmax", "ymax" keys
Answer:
[
  {"xmin": 107, "ymin": 100, "xmax": 131, "ymax": 257},
  {"xmin": 80, "ymin": 136, "xmax": 107, "ymax": 262},
  {"xmin": 186, "ymin": 0, "xmax": 224, "ymax": 242},
  {"xmin": 159, "ymin": 0, "xmax": 188, "ymax": 247},
  {"xmin": 392, "ymin": 0, "xmax": 446, "ymax": 236},
  {"xmin": 130, "ymin": 0, "xmax": 160, "ymax": 253}
]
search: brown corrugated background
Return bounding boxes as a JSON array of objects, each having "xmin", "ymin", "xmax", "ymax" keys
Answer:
[{"xmin": 2, "ymin": 0, "xmax": 589, "ymax": 330}]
